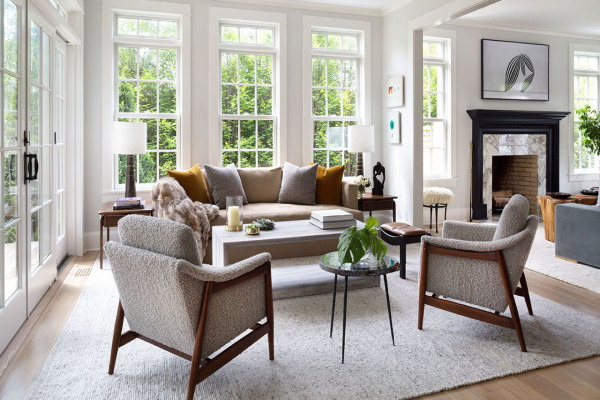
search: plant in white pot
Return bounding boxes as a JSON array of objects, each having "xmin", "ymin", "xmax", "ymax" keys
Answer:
[{"xmin": 576, "ymin": 105, "xmax": 600, "ymax": 206}]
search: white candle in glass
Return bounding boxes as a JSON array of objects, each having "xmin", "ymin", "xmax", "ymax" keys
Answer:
[{"xmin": 227, "ymin": 205, "xmax": 240, "ymax": 228}]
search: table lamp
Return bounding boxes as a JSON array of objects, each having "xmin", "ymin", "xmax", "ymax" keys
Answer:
[
  {"xmin": 348, "ymin": 125, "xmax": 374, "ymax": 177},
  {"xmin": 113, "ymin": 121, "xmax": 147, "ymax": 198}
]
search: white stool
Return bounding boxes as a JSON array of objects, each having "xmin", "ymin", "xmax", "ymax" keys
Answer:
[{"xmin": 423, "ymin": 187, "xmax": 454, "ymax": 233}]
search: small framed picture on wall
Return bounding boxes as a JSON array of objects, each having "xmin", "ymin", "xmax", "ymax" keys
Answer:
[
  {"xmin": 481, "ymin": 39, "xmax": 549, "ymax": 101},
  {"xmin": 386, "ymin": 76, "xmax": 404, "ymax": 107},
  {"xmin": 387, "ymin": 111, "xmax": 401, "ymax": 144}
]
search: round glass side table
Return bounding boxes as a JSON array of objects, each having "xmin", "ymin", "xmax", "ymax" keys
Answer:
[{"xmin": 319, "ymin": 252, "xmax": 399, "ymax": 364}]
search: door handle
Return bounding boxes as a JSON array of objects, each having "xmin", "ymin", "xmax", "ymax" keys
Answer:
[{"xmin": 24, "ymin": 153, "xmax": 39, "ymax": 182}]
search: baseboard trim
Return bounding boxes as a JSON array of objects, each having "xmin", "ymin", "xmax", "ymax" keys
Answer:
[{"xmin": 84, "ymin": 230, "xmax": 120, "ymax": 252}]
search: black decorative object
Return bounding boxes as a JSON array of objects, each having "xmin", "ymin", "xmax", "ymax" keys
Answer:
[
  {"xmin": 372, "ymin": 162, "xmax": 385, "ymax": 196},
  {"xmin": 481, "ymin": 39, "xmax": 549, "ymax": 101},
  {"xmin": 467, "ymin": 109, "xmax": 569, "ymax": 220}
]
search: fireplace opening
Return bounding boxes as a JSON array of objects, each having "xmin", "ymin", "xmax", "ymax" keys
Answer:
[{"xmin": 492, "ymin": 155, "xmax": 538, "ymax": 215}]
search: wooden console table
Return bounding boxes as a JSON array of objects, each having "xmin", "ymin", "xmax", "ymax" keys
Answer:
[
  {"xmin": 537, "ymin": 194, "xmax": 596, "ymax": 242},
  {"xmin": 98, "ymin": 200, "xmax": 155, "ymax": 269}
]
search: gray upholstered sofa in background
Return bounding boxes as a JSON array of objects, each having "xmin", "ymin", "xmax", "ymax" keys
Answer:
[{"xmin": 555, "ymin": 203, "xmax": 600, "ymax": 268}]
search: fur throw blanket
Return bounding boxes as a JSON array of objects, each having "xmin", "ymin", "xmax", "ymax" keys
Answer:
[{"xmin": 152, "ymin": 177, "xmax": 219, "ymax": 261}]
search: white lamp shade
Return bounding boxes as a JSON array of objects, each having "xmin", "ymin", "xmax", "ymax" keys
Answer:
[
  {"xmin": 113, "ymin": 121, "xmax": 147, "ymax": 155},
  {"xmin": 347, "ymin": 125, "xmax": 375, "ymax": 153}
]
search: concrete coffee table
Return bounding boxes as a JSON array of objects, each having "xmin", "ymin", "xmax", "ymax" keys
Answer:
[{"xmin": 211, "ymin": 220, "xmax": 379, "ymax": 299}]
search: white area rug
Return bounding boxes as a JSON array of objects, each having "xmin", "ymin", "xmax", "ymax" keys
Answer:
[
  {"xmin": 28, "ymin": 255, "xmax": 600, "ymax": 399},
  {"xmin": 524, "ymin": 224, "xmax": 600, "ymax": 294}
]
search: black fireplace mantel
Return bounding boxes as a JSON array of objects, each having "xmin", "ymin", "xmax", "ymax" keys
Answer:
[{"xmin": 467, "ymin": 109, "xmax": 570, "ymax": 220}]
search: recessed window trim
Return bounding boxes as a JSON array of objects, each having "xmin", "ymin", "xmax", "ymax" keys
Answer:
[{"xmin": 570, "ymin": 45, "xmax": 600, "ymax": 178}]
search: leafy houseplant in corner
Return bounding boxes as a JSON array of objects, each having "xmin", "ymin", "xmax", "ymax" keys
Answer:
[
  {"xmin": 337, "ymin": 217, "xmax": 387, "ymax": 264},
  {"xmin": 576, "ymin": 105, "xmax": 600, "ymax": 206}
]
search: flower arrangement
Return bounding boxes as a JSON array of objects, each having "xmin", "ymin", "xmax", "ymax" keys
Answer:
[
  {"xmin": 354, "ymin": 175, "xmax": 371, "ymax": 197},
  {"xmin": 337, "ymin": 217, "xmax": 387, "ymax": 264}
]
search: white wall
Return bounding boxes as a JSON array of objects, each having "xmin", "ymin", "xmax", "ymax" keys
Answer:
[
  {"xmin": 83, "ymin": 0, "xmax": 383, "ymax": 249},
  {"xmin": 424, "ymin": 22, "xmax": 600, "ymax": 221}
]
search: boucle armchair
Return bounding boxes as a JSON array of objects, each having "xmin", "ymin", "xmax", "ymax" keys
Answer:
[
  {"xmin": 418, "ymin": 194, "xmax": 537, "ymax": 352},
  {"xmin": 104, "ymin": 215, "xmax": 274, "ymax": 400}
]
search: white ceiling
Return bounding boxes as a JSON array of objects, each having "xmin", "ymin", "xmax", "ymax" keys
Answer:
[{"xmin": 457, "ymin": 0, "xmax": 600, "ymax": 39}]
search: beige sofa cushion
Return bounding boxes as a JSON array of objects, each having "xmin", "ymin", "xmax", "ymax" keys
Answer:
[
  {"xmin": 237, "ymin": 167, "xmax": 282, "ymax": 203},
  {"xmin": 211, "ymin": 203, "xmax": 364, "ymax": 228}
]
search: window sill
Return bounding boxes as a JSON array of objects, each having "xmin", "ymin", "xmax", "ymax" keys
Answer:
[
  {"xmin": 101, "ymin": 189, "xmax": 153, "ymax": 203},
  {"xmin": 424, "ymin": 177, "xmax": 457, "ymax": 188},
  {"xmin": 568, "ymin": 172, "xmax": 600, "ymax": 182}
]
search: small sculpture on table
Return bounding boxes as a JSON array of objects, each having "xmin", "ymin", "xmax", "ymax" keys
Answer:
[{"xmin": 372, "ymin": 162, "xmax": 385, "ymax": 196}]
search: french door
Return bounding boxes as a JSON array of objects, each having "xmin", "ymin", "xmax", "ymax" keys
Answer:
[
  {"xmin": 26, "ymin": 7, "xmax": 56, "ymax": 314},
  {"xmin": 0, "ymin": 0, "xmax": 66, "ymax": 352}
]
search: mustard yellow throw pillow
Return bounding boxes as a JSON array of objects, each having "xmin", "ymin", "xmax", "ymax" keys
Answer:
[
  {"xmin": 167, "ymin": 164, "xmax": 211, "ymax": 203},
  {"xmin": 313, "ymin": 164, "xmax": 345, "ymax": 205}
]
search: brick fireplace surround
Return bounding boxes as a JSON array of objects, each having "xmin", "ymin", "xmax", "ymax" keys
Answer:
[{"xmin": 492, "ymin": 155, "xmax": 539, "ymax": 215}]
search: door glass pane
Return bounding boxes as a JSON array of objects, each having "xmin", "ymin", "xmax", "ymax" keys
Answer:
[
  {"xmin": 42, "ymin": 90, "xmax": 50, "ymax": 144},
  {"xmin": 3, "ymin": 0, "xmax": 18, "ymax": 73},
  {"xmin": 41, "ymin": 147, "xmax": 51, "ymax": 202},
  {"xmin": 31, "ymin": 210, "xmax": 39, "ymax": 270},
  {"xmin": 57, "ymin": 145, "xmax": 64, "ymax": 189},
  {"xmin": 4, "ymin": 151, "xmax": 18, "ymax": 224},
  {"xmin": 30, "ymin": 23, "xmax": 40, "ymax": 82},
  {"xmin": 40, "ymin": 206, "xmax": 50, "ymax": 262},
  {"xmin": 4, "ymin": 224, "xmax": 18, "ymax": 301},
  {"xmin": 42, "ymin": 31, "xmax": 50, "ymax": 86},
  {"xmin": 56, "ymin": 52, "xmax": 63, "ymax": 96},
  {"xmin": 30, "ymin": 86, "xmax": 39, "ymax": 144},
  {"xmin": 57, "ymin": 192, "xmax": 64, "ymax": 238},
  {"xmin": 4, "ymin": 74, "xmax": 18, "ymax": 147}
]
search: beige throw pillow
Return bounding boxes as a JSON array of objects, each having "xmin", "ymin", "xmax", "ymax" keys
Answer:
[{"xmin": 237, "ymin": 167, "xmax": 282, "ymax": 203}]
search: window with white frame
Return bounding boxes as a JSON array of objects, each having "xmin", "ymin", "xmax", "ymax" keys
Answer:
[
  {"xmin": 573, "ymin": 51, "xmax": 600, "ymax": 173},
  {"xmin": 113, "ymin": 14, "xmax": 180, "ymax": 187},
  {"xmin": 311, "ymin": 30, "xmax": 361, "ymax": 176},
  {"xmin": 219, "ymin": 23, "xmax": 277, "ymax": 167},
  {"xmin": 423, "ymin": 38, "xmax": 450, "ymax": 179}
]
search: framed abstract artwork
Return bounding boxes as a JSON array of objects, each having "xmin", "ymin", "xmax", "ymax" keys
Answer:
[
  {"xmin": 481, "ymin": 39, "xmax": 549, "ymax": 101},
  {"xmin": 386, "ymin": 76, "xmax": 404, "ymax": 107},
  {"xmin": 387, "ymin": 111, "xmax": 400, "ymax": 144}
]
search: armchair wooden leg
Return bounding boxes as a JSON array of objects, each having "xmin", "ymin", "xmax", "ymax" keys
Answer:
[
  {"xmin": 265, "ymin": 262, "xmax": 275, "ymax": 361},
  {"xmin": 497, "ymin": 251, "xmax": 527, "ymax": 352},
  {"xmin": 519, "ymin": 273, "xmax": 534, "ymax": 316},
  {"xmin": 108, "ymin": 301, "xmax": 125, "ymax": 375},
  {"xmin": 187, "ymin": 282, "xmax": 213, "ymax": 400},
  {"xmin": 418, "ymin": 243, "xmax": 429, "ymax": 330}
]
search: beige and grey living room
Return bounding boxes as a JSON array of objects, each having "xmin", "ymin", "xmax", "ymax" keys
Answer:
[{"xmin": 0, "ymin": 0, "xmax": 600, "ymax": 399}]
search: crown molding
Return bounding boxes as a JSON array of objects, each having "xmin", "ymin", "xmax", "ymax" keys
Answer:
[
  {"xmin": 447, "ymin": 19, "xmax": 600, "ymax": 41},
  {"xmin": 220, "ymin": 0, "xmax": 384, "ymax": 17}
]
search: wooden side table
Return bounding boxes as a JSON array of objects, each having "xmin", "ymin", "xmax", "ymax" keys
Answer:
[
  {"xmin": 98, "ymin": 200, "xmax": 155, "ymax": 269},
  {"xmin": 357, "ymin": 193, "xmax": 397, "ymax": 221},
  {"xmin": 537, "ymin": 194, "xmax": 597, "ymax": 242}
]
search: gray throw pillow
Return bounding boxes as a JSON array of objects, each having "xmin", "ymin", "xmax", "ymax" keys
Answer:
[
  {"xmin": 278, "ymin": 162, "xmax": 318, "ymax": 205},
  {"xmin": 203, "ymin": 164, "xmax": 248, "ymax": 209}
]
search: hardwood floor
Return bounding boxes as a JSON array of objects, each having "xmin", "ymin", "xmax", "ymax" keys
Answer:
[{"xmin": 0, "ymin": 248, "xmax": 599, "ymax": 399}]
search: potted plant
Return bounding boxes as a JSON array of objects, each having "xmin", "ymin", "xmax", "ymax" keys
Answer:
[
  {"xmin": 576, "ymin": 105, "xmax": 600, "ymax": 206},
  {"xmin": 337, "ymin": 217, "xmax": 387, "ymax": 264}
]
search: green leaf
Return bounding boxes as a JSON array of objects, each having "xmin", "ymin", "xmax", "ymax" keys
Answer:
[{"xmin": 336, "ymin": 217, "xmax": 388, "ymax": 264}]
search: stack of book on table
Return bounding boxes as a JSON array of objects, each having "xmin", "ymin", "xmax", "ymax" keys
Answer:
[
  {"xmin": 113, "ymin": 197, "xmax": 144, "ymax": 210},
  {"xmin": 310, "ymin": 209, "xmax": 356, "ymax": 229}
]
